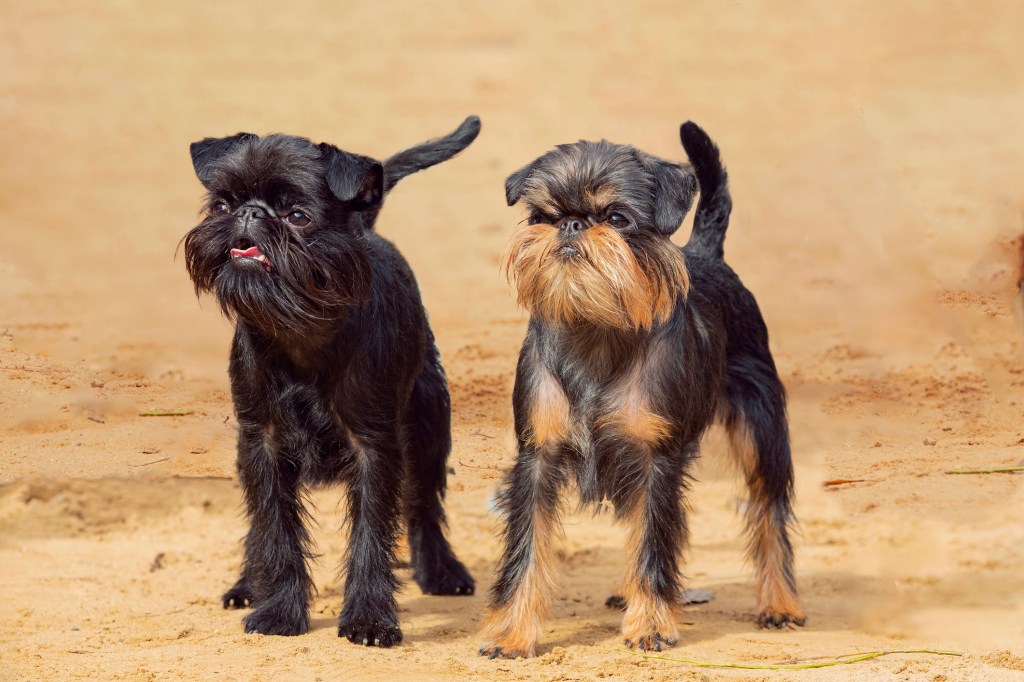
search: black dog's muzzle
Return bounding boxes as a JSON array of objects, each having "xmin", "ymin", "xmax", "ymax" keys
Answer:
[{"xmin": 233, "ymin": 200, "xmax": 277, "ymax": 229}]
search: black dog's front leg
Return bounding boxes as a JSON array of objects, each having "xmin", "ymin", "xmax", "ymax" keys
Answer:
[
  {"xmin": 232, "ymin": 424, "xmax": 313, "ymax": 636},
  {"xmin": 338, "ymin": 430, "xmax": 404, "ymax": 647}
]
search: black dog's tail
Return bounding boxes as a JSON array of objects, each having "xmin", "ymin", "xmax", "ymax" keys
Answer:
[
  {"xmin": 382, "ymin": 115, "xmax": 481, "ymax": 193},
  {"xmin": 680, "ymin": 121, "xmax": 732, "ymax": 260}
]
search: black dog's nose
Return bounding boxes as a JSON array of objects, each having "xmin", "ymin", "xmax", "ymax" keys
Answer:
[
  {"xmin": 236, "ymin": 204, "xmax": 269, "ymax": 222},
  {"xmin": 558, "ymin": 218, "xmax": 585, "ymax": 235}
]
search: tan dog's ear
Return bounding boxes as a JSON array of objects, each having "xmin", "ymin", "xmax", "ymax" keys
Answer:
[{"xmin": 639, "ymin": 152, "xmax": 698, "ymax": 236}]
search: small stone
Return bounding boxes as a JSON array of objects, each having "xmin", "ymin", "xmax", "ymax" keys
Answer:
[
  {"xmin": 90, "ymin": 380, "xmax": 105, "ymax": 388},
  {"xmin": 923, "ymin": 438, "xmax": 937, "ymax": 446}
]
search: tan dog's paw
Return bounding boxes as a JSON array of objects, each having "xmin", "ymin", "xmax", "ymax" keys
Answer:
[
  {"xmin": 756, "ymin": 607, "xmax": 806, "ymax": 629},
  {"xmin": 479, "ymin": 643, "xmax": 534, "ymax": 660},
  {"xmin": 624, "ymin": 631, "xmax": 678, "ymax": 652}
]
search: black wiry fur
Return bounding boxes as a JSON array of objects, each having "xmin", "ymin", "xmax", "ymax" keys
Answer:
[
  {"xmin": 182, "ymin": 117, "xmax": 479, "ymax": 646},
  {"xmin": 482, "ymin": 121, "xmax": 803, "ymax": 659}
]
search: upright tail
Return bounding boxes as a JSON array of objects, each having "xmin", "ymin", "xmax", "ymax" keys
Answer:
[
  {"xmin": 680, "ymin": 121, "xmax": 732, "ymax": 260},
  {"xmin": 382, "ymin": 115, "xmax": 481, "ymax": 193}
]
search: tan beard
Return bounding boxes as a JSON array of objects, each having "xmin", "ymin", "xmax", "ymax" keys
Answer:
[{"xmin": 503, "ymin": 223, "xmax": 689, "ymax": 331}]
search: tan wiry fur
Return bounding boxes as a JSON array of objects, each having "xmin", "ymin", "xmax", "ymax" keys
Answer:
[
  {"xmin": 727, "ymin": 420, "xmax": 805, "ymax": 623},
  {"xmin": 503, "ymin": 223, "xmax": 688, "ymax": 331},
  {"xmin": 479, "ymin": 487, "xmax": 561, "ymax": 658},
  {"xmin": 620, "ymin": 501, "xmax": 682, "ymax": 647}
]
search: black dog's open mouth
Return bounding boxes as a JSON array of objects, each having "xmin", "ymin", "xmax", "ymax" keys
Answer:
[{"xmin": 229, "ymin": 245, "xmax": 272, "ymax": 272}]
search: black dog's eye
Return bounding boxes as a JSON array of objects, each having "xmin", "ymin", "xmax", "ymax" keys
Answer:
[
  {"xmin": 286, "ymin": 210, "xmax": 311, "ymax": 227},
  {"xmin": 608, "ymin": 212, "xmax": 630, "ymax": 228},
  {"xmin": 211, "ymin": 200, "xmax": 231, "ymax": 214}
]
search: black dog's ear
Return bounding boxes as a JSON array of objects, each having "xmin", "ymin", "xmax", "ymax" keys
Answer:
[
  {"xmin": 647, "ymin": 156, "xmax": 698, "ymax": 236},
  {"xmin": 319, "ymin": 144, "xmax": 384, "ymax": 208},
  {"xmin": 504, "ymin": 160, "xmax": 538, "ymax": 206},
  {"xmin": 190, "ymin": 133, "xmax": 256, "ymax": 187}
]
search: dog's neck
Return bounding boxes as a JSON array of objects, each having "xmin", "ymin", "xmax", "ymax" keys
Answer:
[
  {"xmin": 239, "ymin": 316, "xmax": 345, "ymax": 372},
  {"xmin": 543, "ymin": 320, "xmax": 653, "ymax": 381}
]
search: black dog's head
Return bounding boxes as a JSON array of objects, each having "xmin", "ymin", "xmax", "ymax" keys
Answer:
[
  {"xmin": 502, "ymin": 139, "xmax": 697, "ymax": 331},
  {"xmin": 183, "ymin": 133, "xmax": 377, "ymax": 335},
  {"xmin": 182, "ymin": 116, "xmax": 481, "ymax": 335}
]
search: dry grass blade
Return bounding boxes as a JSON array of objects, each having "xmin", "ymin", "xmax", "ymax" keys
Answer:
[
  {"xmin": 945, "ymin": 466, "xmax": 1024, "ymax": 475},
  {"xmin": 823, "ymin": 478, "xmax": 866, "ymax": 487},
  {"xmin": 608, "ymin": 647, "xmax": 963, "ymax": 670},
  {"xmin": 139, "ymin": 410, "xmax": 194, "ymax": 417}
]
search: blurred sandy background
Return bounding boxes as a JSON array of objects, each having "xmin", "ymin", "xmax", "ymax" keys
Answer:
[{"xmin": 2, "ymin": 1, "xmax": 1024, "ymax": 680}]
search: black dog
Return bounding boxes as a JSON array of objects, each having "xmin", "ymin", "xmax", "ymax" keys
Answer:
[
  {"xmin": 183, "ymin": 117, "xmax": 480, "ymax": 647},
  {"xmin": 480, "ymin": 121, "xmax": 804, "ymax": 658}
]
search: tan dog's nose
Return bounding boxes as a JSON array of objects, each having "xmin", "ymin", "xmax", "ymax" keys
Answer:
[{"xmin": 558, "ymin": 217, "xmax": 585, "ymax": 235}]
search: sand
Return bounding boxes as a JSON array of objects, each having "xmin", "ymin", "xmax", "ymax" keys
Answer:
[{"xmin": 2, "ymin": 1, "xmax": 1024, "ymax": 679}]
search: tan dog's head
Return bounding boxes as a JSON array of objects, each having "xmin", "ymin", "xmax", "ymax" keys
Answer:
[{"xmin": 503, "ymin": 140, "xmax": 696, "ymax": 331}]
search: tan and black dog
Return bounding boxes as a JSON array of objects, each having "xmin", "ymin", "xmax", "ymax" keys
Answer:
[{"xmin": 481, "ymin": 121, "xmax": 804, "ymax": 659}]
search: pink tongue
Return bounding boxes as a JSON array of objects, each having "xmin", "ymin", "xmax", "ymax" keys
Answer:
[{"xmin": 230, "ymin": 246, "xmax": 263, "ymax": 258}]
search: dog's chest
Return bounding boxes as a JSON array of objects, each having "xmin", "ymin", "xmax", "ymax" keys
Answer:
[{"xmin": 531, "ymin": 361, "xmax": 670, "ymax": 456}]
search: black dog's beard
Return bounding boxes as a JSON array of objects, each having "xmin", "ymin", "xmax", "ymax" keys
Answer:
[{"xmin": 183, "ymin": 217, "xmax": 371, "ymax": 334}]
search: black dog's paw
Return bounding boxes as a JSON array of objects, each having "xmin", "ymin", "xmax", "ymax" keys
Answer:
[
  {"xmin": 243, "ymin": 605, "xmax": 309, "ymax": 636},
  {"xmin": 222, "ymin": 579, "xmax": 254, "ymax": 610},
  {"xmin": 338, "ymin": 618, "xmax": 403, "ymax": 647},
  {"xmin": 605, "ymin": 594, "xmax": 627, "ymax": 611},
  {"xmin": 414, "ymin": 557, "xmax": 476, "ymax": 596}
]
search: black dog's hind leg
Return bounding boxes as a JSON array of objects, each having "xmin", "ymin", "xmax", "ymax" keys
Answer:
[
  {"xmin": 338, "ymin": 429, "xmax": 405, "ymax": 647},
  {"xmin": 403, "ymin": 340, "xmax": 475, "ymax": 596},
  {"xmin": 232, "ymin": 424, "xmax": 314, "ymax": 636},
  {"xmin": 723, "ymin": 353, "xmax": 806, "ymax": 628}
]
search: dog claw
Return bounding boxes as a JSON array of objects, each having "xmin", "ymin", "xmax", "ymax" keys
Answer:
[
  {"xmin": 242, "ymin": 608, "xmax": 308, "ymax": 636},
  {"xmin": 757, "ymin": 610, "xmax": 806, "ymax": 629},
  {"xmin": 626, "ymin": 633, "xmax": 675, "ymax": 652},
  {"xmin": 338, "ymin": 619, "xmax": 402, "ymax": 648},
  {"xmin": 480, "ymin": 645, "xmax": 525, "ymax": 660},
  {"xmin": 222, "ymin": 582, "xmax": 255, "ymax": 610},
  {"xmin": 413, "ymin": 556, "xmax": 475, "ymax": 597}
]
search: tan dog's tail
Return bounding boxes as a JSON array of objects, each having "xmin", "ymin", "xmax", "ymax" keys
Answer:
[{"xmin": 680, "ymin": 121, "xmax": 732, "ymax": 260}]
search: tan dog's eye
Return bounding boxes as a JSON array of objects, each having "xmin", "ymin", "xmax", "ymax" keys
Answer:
[
  {"xmin": 608, "ymin": 212, "xmax": 630, "ymax": 228},
  {"xmin": 286, "ymin": 210, "xmax": 312, "ymax": 227}
]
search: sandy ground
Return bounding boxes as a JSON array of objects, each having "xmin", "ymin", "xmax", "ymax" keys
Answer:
[{"xmin": 2, "ymin": 1, "xmax": 1024, "ymax": 680}]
